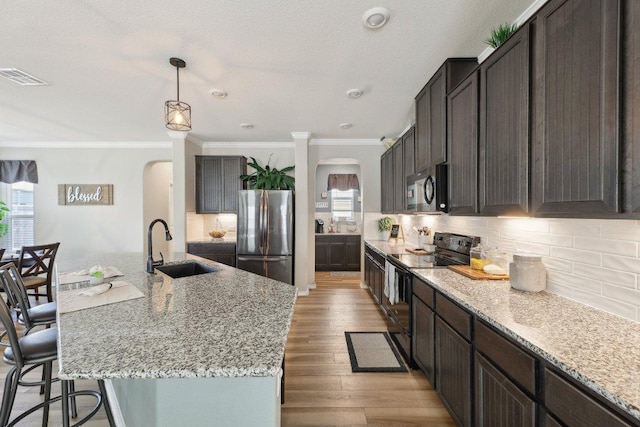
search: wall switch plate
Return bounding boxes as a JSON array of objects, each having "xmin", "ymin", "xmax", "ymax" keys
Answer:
[{"xmin": 315, "ymin": 201, "xmax": 329, "ymax": 208}]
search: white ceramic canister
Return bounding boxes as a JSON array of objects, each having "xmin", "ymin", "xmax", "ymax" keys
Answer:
[{"xmin": 509, "ymin": 254, "xmax": 546, "ymax": 292}]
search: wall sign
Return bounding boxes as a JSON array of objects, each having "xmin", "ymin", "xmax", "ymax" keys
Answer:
[{"xmin": 58, "ymin": 184, "xmax": 114, "ymax": 206}]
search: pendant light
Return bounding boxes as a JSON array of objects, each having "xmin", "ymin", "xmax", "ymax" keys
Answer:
[{"xmin": 164, "ymin": 57, "xmax": 191, "ymax": 131}]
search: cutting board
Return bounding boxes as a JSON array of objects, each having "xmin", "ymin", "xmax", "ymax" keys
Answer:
[
  {"xmin": 406, "ymin": 248, "xmax": 433, "ymax": 255},
  {"xmin": 448, "ymin": 265, "xmax": 509, "ymax": 280}
]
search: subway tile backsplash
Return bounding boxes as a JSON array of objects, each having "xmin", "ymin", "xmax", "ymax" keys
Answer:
[{"xmin": 366, "ymin": 215, "xmax": 640, "ymax": 322}]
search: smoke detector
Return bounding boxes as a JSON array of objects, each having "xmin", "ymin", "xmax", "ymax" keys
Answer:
[
  {"xmin": 362, "ymin": 7, "xmax": 390, "ymax": 29},
  {"xmin": 340, "ymin": 123, "xmax": 353, "ymax": 129},
  {"xmin": 209, "ymin": 88, "xmax": 227, "ymax": 98},
  {"xmin": 346, "ymin": 88, "xmax": 363, "ymax": 98}
]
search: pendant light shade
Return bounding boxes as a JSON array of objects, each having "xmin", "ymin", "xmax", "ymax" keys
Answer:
[{"xmin": 165, "ymin": 57, "xmax": 191, "ymax": 131}]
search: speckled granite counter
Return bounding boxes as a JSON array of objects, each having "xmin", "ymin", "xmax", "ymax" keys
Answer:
[
  {"xmin": 411, "ymin": 268, "xmax": 640, "ymax": 422},
  {"xmin": 55, "ymin": 252, "xmax": 297, "ymax": 380},
  {"xmin": 365, "ymin": 239, "xmax": 415, "ymax": 255}
]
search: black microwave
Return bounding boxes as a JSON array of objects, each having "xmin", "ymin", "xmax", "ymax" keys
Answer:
[{"xmin": 406, "ymin": 164, "xmax": 448, "ymax": 213}]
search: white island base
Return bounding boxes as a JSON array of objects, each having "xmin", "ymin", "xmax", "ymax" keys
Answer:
[{"xmin": 106, "ymin": 373, "xmax": 282, "ymax": 427}]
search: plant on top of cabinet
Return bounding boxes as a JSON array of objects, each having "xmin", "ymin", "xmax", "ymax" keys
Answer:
[
  {"xmin": 484, "ymin": 23, "xmax": 519, "ymax": 48},
  {"xmin": 240, "ymin": 155, "xmax": 295, "ymax": 190}
]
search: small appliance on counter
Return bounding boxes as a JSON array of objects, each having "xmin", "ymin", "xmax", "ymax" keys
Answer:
[{"xmin": 315, "ymin": 219, "xmax": 324, "ymax": 234}]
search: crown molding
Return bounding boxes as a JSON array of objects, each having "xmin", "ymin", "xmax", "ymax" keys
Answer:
[
  {"xmin": 291, "ymin": 132, "xmax": 311, "ymax": 140},
  {"xmin": 0, "ymin": 141, "xmax": 172, "ymax": 149},
  {"xmin": 310, "ymin": 138, "xmax": 382, "ymax": 146},
  {"xmin": 201, "ymin": 141, "xmax": 295, "ymax": 149}
]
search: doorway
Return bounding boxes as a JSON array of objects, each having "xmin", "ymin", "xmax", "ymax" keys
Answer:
[{"xmin": 314, "ymin": 160, "xmax": 363, "ymax": 275}]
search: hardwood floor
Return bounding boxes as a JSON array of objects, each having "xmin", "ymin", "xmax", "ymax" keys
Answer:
[
  {"xmin": 0, "ymin": 272, "xmax": 454, "ymax": 426},
  {"xmin": 281, "ymin": 272, "xmax": 454, "ymax": 426}
]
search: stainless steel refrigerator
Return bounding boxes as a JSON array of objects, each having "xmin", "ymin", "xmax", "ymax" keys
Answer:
[{"xmin": 236, "ymin": 190, "xmax": 294, "ymax": 285}]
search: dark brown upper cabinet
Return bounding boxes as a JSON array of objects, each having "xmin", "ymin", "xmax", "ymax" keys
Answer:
[
  {"xmin": 393, "ymin": 138, "xmax": 405, "ymax": 213},
  {"xmin": 448, "ymin": 72, "xmax": 479, "ymax": 215},
  {"xmin": 380, "ymin": 148, "xmax": 394, "ymax": 214},
  {"xmin": 403, "ymin": 126, "xmax": 416, "ymax": 179},
  {"xmin": 531, "ymin": 0, "xmax": 620, "ymax": 216},
  {"xmin": 623, "ymin": 0, "xmax": 640, "ymax": 215},
  {"xmin": 415, "ymin": 59, "xmax": 477, "ymax": 172},
  {"xmin": 479, "ymin": 25, "xmax": 530, "ymax": 216},
  {"xmin": 195, "ymin": 156, "xmax": 247, "ymax": 214}
]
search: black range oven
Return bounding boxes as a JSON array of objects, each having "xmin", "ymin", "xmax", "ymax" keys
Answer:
[
  {"xmin": 383, "ymin": 255, "xmax": 413, "ymax": 367},
  {"xmin": 384, "ymin": 232, "xmax": 480, "ymax": 368}
]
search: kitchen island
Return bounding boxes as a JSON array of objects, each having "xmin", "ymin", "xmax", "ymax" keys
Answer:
[{"xmin": 56, "ymin": 252, "xmax": 297, "ymax": 427}]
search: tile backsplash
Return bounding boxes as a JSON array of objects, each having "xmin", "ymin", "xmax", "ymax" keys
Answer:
[{"xmin": 365, "ymin": 214, "xmax": 640, "ymax": 322}]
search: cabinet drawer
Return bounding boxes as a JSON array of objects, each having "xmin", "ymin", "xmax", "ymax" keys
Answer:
[
  {"xmin": 413, "ymin": 277, "xmax": 434, "ymax": 309},
  {"xmin": 475, "ymin": 320, "xmax": 536, "ymax": 395},
  {"xmin": 544, "ymin": 369, "xmax": 632, "ymax": 427},
  {"xmin": 436, "ymin": 293, "xmax": 472, "ymax": 341}
]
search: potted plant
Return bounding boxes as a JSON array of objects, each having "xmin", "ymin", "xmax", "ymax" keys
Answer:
[
  {"xmin": 377, "ymin": 216, "xmax": 393, "ymax": 240},
  {"xmin": 240, "ymin": 155, "xmax": 295, "ymax": 190},
  {"xmin": 484, "ymin": 22, "xmax": 519, "ymax": 49},
  {"xmin": 0, "ymin": 200, "xmax": 9, "ymax": 239}
]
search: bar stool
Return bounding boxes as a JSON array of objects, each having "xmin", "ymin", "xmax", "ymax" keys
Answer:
[
  {"xmin": 18, "ymin": 242, "xmax": 60, "ymax": 302},
  {"xmin": 0, "ymin": 263, "xmax": 56, "ymax": 336},
  {"xmin": 0, "ymin": 268, "xmax": 115, "ymax": 426}
]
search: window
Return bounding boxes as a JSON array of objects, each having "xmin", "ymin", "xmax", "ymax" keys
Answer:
[
  {"xmin": 331, "ymin": 189, "xmax": 355, "ymax": 219},
  {"xmin": 0, "ymin": 182, "xmax": 34, "ymax": 251}
]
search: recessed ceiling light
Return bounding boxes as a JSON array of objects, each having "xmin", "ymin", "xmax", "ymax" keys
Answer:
[
  {"xmin": 0, "ymin": 68, "xmax": 49, "ymax": 86},
  {"xmin": 240, "ymin": 123, "xmax": 254, "ymax": 129},
  {"xmin": 209, "ymin": 88, "xmax": 227, "ymax": 98},
  {"xmin": 346, "ymin": 88, "xmax": 363, "ymax": 98},
  {"xmin": 362, "ymin": 7, "xmax": 390, "ymax": 29},
  {"xmin": 340, "ymin": 123, "xmax": 353, "ymax": 129}
]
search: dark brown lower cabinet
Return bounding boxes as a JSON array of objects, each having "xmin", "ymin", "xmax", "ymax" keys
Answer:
[
  {"xmin": 316, "ymin": 235, "xmax": 361, "ymax": 271},
  {"xmin": 544, "ymin": 369, "xmax": 633, "ymax": 427},
  {"xmin": 412, "ymin": 295, "xmax": 435, "ymax": 385},
  {"xmin": 475, "ymin": 352, "xmax": 535, "ymax": 427},
  {"xmin": 186, "ymin": 242, "xmax": 236, "ymax": 267},
  {"xmin": 435, "ymin": 316, "xmax": 472, "ymax": 427},
  {"xmin": 364, "ymin": 245, "xmax": 385, "ymax": 307}
]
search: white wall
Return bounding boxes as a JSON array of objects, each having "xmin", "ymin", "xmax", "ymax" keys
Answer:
[
  {"xmin": 2, "ymin": 145, "xmax": 171, "ymax": 262},
  {"xmin": 143, "ymin": 161, "xmax": 173, "ymax": 257},
  {"xmin": 368, "ymin": 214, "xmax": 640, "ymax": 322}
]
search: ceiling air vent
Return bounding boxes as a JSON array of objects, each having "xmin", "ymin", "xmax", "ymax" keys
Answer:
[{"xmin": 0, "ymin": 68, "xmax": 49, "ymax": 86}]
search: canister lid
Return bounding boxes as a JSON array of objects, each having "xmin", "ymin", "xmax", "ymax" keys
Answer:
[{"xmin": 513, "ymin": 254, "xmax": 542, "ymax": 262}]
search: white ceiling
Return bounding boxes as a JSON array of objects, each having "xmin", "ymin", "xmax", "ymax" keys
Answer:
[{"xmin": 1, "ymin": 0, "xmax": 535, "ymax": 144}]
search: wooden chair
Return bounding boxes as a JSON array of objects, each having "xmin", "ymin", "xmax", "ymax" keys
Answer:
[{"xmin": 18, "ymin": 242, "xmax": 60, "ymax": 302}]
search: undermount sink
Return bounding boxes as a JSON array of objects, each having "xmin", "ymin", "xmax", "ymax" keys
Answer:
[{"xmin": 155, "ymin": 262, "xmax": 219, "ymax": 279}]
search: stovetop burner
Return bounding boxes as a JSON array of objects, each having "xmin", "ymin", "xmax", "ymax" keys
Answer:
[{"xmin": 387, "ymin": 232, "xmax": 480, "ymax": 270}]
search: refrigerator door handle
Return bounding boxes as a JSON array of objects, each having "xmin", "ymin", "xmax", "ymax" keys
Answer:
[
  {"xmin": 263, "ymin": 190, "xmax": 269, "ymax": 253},
  {"xmin": 259, "ymin": 190, "xmax": 265, "ymax": 254},
  {"xmin": 237, "ymin": 255, "xmax": 291, "ymax": 262}
]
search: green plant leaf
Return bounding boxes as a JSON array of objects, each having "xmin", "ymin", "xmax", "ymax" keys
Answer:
[{"xmin": 484, "ymin": 22, "xmax": 518, "ymax": 48}]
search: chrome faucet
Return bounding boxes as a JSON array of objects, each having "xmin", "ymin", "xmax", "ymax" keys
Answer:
[{"xmin": 146, "ymin": 218, "xmax": 173, "ymax": 273}]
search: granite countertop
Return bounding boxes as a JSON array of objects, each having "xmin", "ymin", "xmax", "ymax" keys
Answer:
[
  {"xmin": 365, "ymin": 239, "xmax": 416, "ymax": 255},
  {"xmin": 315, "ymin": 232, "xmax": 361, "ymax": 236},
  {"xmin": 55, "ymin": 253, "xmax": 296, "ymax": 380},
  {"xmin": 365, "ymin": 238, "xmax": 640, "ymax": 420},
  {"xmin": 411, "ymin": 268, "xmax": 640, "ymax": 421}
]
